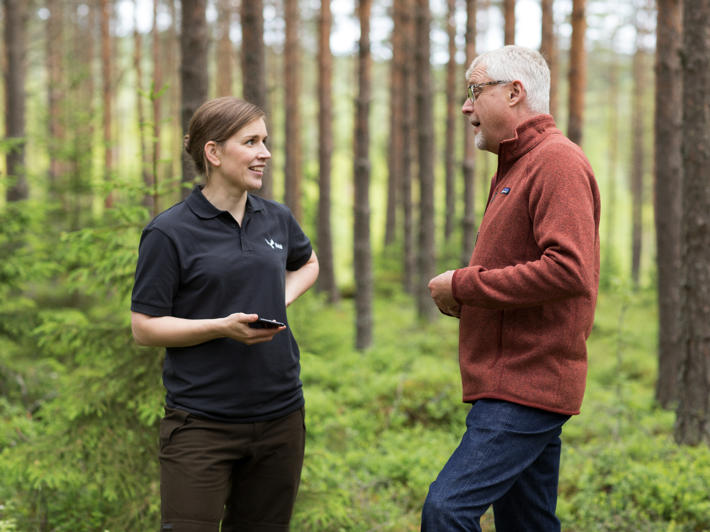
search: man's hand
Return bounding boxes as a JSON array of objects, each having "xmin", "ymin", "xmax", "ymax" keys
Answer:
[{"xmin": 428, "ymin": 270, "xmax": 461, "ymax": 318}]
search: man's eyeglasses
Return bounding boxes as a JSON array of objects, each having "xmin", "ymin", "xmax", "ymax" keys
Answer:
[{"xmin": 467, "ymin": 80, "xmax": 510, "ymax": 103}]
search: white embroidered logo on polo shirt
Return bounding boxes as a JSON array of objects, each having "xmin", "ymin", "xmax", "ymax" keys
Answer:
[{"xmin": 265, "ymin": 238, "xmax": 283, "ymax": 250}]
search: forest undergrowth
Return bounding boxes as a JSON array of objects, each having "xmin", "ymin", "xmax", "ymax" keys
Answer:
[
  {"xmin": 288, "ymin": 281, "xmax": 710, "ymax": 532},
  {"xmin": 0, "ymin": 202, "xmax": 708, "ymax": 531}
]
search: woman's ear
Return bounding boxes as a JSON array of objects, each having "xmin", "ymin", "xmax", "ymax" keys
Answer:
[{"xmin": 204, "ymin": 141, "xmax": 222, "ymax": 167}]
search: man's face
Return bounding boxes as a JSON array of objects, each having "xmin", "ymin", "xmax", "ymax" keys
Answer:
[{"xmin": 461, "ymin": 64, "xmax": 512, "ymax": 154}]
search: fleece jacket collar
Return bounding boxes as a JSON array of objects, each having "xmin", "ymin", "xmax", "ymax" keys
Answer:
[{"xmin": 497, "ymin": 114, "xmax": 557, "ymax": 176}]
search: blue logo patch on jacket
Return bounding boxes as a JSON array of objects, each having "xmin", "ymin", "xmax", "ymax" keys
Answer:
[{"xmin": 500, "ymin": 187, "xmax": 511, "ymax": 195}]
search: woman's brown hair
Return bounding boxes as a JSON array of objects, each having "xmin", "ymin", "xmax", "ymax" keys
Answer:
[{"xmin": 183, "ymin": 97, "xmax": 265, "ymax": 176}]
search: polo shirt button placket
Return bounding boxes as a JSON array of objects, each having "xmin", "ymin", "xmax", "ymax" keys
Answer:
[
  {"xmin": 234, "ymin": 223, "xmax": 245, "ymax": 251},
  {"xmin": 241, "ymin": 215, "xmax": 253, "ymax": 252}
]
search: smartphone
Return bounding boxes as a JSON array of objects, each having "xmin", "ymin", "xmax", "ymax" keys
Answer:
[{"xmin": 248, "ymin": 317, "xmax": 286, "ymax": 329}]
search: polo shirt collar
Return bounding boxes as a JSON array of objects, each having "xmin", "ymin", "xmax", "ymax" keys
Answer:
[
  {"xmin": 245, "ymin": 193, "xmax": 266, "ymax": 214},
  {"xmin": 185, "ymin": 185, "xmax": 265, "ymax": 219}
]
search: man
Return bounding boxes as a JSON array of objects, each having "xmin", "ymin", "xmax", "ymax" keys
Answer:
[{"xmin": 422, "ymin": 45, "xmax": 600, "ymax": 531}]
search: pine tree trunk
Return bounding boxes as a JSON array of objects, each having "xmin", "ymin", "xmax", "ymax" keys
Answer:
[
  {"xmin": 602, "ymin": 48, "xmax": 619, "ymax": 284},
  {"xmin": 461, "ymin": 0, "xmax": 477, "ymax": 266},
  {"xmin": 415, "ymin": 0, "xmax": 437, "ymax": 320},
  {"xmin": 47, "ymin": 0, "xmax": 64, "ymax": 193},
  {"xmin": 354, "ymin": 0, "xmax": 373, "ymax": 350},
  {"xmin": 540, "ymin": 0, "xmax": 558, "ymax": 118},
  {"xmin": 100, "ymin": 0, "xmax": 113, "ymax": 207},
  {"xmin": 283, "ymin": 0, "xmax": 303, "ymax": 221},
  {"xmin": 630, "ymin": 43, "xmax": 645, "ymax": 288},
  {"xmin": 399, "ymin": 0, "xmax": 416, "ymax": 294},
  {"xmin": 384, "ymin": 0, "xmax": 403, "ymax": 246},
  {"xmin": 3, "ymin": 0, "xmax": 28, "ymax": 202},
  {"xmin": 167, "ymin": 0, "xmax": 181, "ymax": 192},
  {"xmin": 180, "ymin": 0, "xmax": 209, "ymax": 195},
  {"xmin": 444, "ymin": 0, "xmax": 457, "ymax": 242},
  {"xmin": 133, "ymin": 0, "xmax": 153, "ymax": 212},
  {"xmin": 503, "ymin": 0, "xmax": 515, "ymax": 44},
  {"xmin": 240, "ymin": 0, "xmax": 265, "ymax": 107},
  {"xmin": 654, "ymin": 0, "xmax": 683, "ymax": 409},
  {"xmin": 240, "ymin": 0, "xmax": 272, "ymax": 199},
  {"xmin": 215, "ymin": 0, "xmax": 233, "ymax": 97},
  {"xmin": 567, "ymin": 0, "xmax": 586, "ymax": 145},
  {"xmin": 317, "ymin": 0, "xmax": 338, "ymax": 303},
  {"xmin": 152, "ymin": 0, "xmax": 163, "ymax": 209},
  {"xmin": 69, "ymin": 1, "xmax": 95, "ymax": 228},
  {"xmin": 675, "ymin": 0, "xmax": 710, "ymax": 446}
]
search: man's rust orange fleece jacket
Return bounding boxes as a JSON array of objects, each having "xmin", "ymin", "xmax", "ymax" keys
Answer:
[{"xmin": 452, "ymin": 114, "xmax": 600, "ymax": 415}]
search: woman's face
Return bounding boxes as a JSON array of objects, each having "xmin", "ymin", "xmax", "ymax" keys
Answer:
[{"xmin": 212, "ymin": 117, "xmax": 271, "ymax": 192}]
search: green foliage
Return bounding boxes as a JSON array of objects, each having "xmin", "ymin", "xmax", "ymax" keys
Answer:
[
  {"xmin": 288, "ymin": 292, "xmax": 465, "ymax": 531},
  {"xmin": 556, "ymin": 288, "xmax": 710, "ymax": 532},
  {"xmin": 0, "ymin": 199, "xmax": 162, "ymax": 531},
  {"xmin": 560, "ymin": 438, "xmax": 710, "ymax": 531},
  {"xmin": 285, "ymin": 288, "xmax": 710, "ymax": 532},
  {"xmin": 2, "ymin": 197, "xmax": 709, "ymax": 531}
]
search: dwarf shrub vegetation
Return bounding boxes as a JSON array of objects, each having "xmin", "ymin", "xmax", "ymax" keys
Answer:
[{"xmin": 1, "ymin": 200, "xmax": 709, "ymax": 531}]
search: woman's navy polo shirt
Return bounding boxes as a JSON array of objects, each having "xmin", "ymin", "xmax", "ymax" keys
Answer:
[{"xmin": 131, "ymin": 186, "xmax": 312, "ymax": 423}]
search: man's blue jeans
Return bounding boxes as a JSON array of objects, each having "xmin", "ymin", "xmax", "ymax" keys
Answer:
[{"xmin": 421, "ymin": 399, "xmax": 570, "ymax": 531}]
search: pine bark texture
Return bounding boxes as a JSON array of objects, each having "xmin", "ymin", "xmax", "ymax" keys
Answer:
[
  {"xmin": 630, "ymin": 45, "xmax": 645, "ymax": 287},
  {"xmin": 3, "ymin": 0, "xmax": 28, "ymax": 201},
  {"xmin": 354, "ymin": 0, "xmax": 373, "ymax": 350},
  {"xmin": 317, "ymin": 0, "xmax": 338, "ymax": 303},
  {"xmin": 540, "ymin": 0, "xmax": 558, "ymax": 118},
  {"xmin": 133, "ymin": 0, "xmax": 153, "ymax": 211},
  {"xmin": 100, "ymin": 0, "xmax": 113, "ymax": 206},
  {"xmin": 180, "ymin": 0, "xmax": 208, "ymax": 195},
  {"xmin": 602, "ymin": 51, "xmax": 619, "ymax": 282},
  {"xmin": 47, "ymin": 0, "xmax": 64, "ymax": 190},
  {"xmin": 444, "ymin": 0, "xmax": 457, "ymax": 241},
  {"xmin": 503, "ymin": 0, "xmax": 515, "ymax": 44},
  {"xmin": 284, "ymin": 0, "xmax": 303, "ymax": 221},
  {"xmin": 71, "ymin": 1, "xmax": 97, "ymax": 228},
  {"xmin": 415, "ymin": 0, "xmax": 437, "ymax": 319},
  {"xmin": 395, "ymin": 0, "xmax": 416, "ymax": 294},
  {"xmin": 152, "ymin": 0, "xmax": 162, "ymax": 206},
  {"xmin": 675, "ymin": 0, "xmax": 710, "ymax": 446},
  {"xmin": 240, "ymin": 0, "xmax": 265, "ymax": 106},
  {"xmin": 567, "ymin": 0, "xmax": 586, "ymax": 145},
  {"xmin": 167, "ymin": 0, "xmax": 181, "ymax": 187},
  {"xmin": 240, "ymin": 0, "xmax": 272, "ymax": 198},
  {"xmin": 461, "ymin": 0, "xmax": 477, "ymax": 265},
  {"xmin": 654, "ymin": 0, "xmax": 683, "ymax": 408},
  {"xmin": 215, "ymin": 0, "xmax": 234, "ymax": 97},
  {"xmin": 385, "ymin": 0, "xmax": 402, "ymax": 246}
]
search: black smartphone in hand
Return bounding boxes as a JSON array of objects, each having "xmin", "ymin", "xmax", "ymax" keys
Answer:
[{"xmin": 248, "ymin": 317, "xmax": 286, "ymax": 329}]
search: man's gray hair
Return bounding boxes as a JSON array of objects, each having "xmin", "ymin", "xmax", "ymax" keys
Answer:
[{"xmin": 466, "ymin": 45, "xmax": 550, "ymax": 115}]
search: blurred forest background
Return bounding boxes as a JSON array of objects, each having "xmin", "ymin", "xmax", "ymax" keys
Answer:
[{"xmin": 1, "ymin": 0, "xmax": 709, "ymax": 530}]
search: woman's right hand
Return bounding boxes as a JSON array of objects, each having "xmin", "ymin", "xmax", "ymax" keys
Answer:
[
  {"xmin": 131, "ymin": 311, "xmax": 285, "ymax": 348},
  {"xmin": 220, "ymin": 313, "xmax": 286, "ymax": 345}
]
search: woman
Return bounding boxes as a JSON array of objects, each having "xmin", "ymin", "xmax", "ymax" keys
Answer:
[{"xmin": 131, "ymin": 97, "xmax": 319, "ymax": 532}]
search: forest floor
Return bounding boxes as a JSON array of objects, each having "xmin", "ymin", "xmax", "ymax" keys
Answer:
[{"xmin": 288, "ymin": 286, "xmax": 710, "ymax": 531}]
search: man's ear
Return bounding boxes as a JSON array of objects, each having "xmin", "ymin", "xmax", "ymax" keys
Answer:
[
  {"xmin": 204, "ymin": 141, "xmax": 221, "ymax": 167},
  {"xmin": 508, "ymin": 80, "xmax": 525, "ymax": 107}
]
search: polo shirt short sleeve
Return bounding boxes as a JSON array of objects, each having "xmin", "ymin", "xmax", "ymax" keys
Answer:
[{"xmin": 131, "ymin": 186, "xmax": 313, "ymax": 423}]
